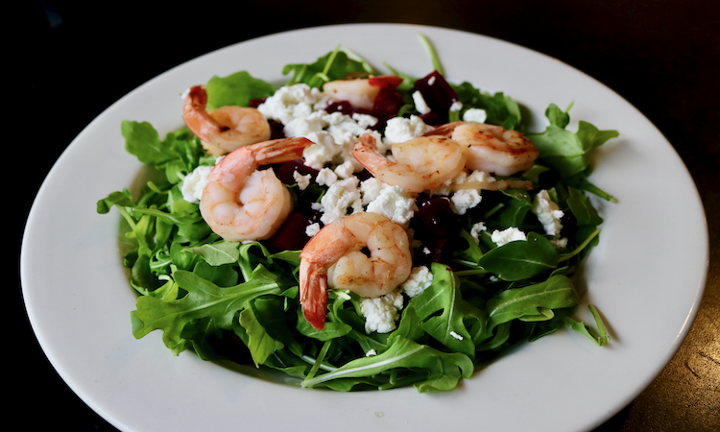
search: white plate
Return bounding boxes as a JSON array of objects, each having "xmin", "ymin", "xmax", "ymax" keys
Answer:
[{"xmin": 21, "ymin": 23, "xmax": 708, "ymax": 432}]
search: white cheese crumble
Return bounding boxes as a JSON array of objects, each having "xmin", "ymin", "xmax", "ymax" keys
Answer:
[
  {"xmin": 383, "ymin": 115, "xmax": 434, "ymax": 144},
  {"xmin": 532, "ymin": 190, "xmax": 564, "ymax": 236},
  {"xmin": 399, "ymin": 266, "xmax": 434, "ymax": 298},
  {"xmin": 315, "ymin": 168, "xmax": 338, "ymax": 186},
  {"xmin": 180, "ymin": 165, "xmax": 214, "ymax": 203},
  {"xmin": 491, "ymin": 227, "xmax": 527, "ymax": 246},
  {"xmin": 470, "ymin": 222, "xmax": 487, "ymax": 244},
  {"xmin": 293, "ymin": 171, "xmax": 311, "ymax": 190},
  {"xmin": 437, "ymin": 170, "xmax": 494, "ymax": 214},
  {"xmin": 412, "ymin": 90, "xmax": 432, "ymax": 114},
  {"xmin": 366, "ymin": 349, "xmax": 377, "ymax": 357},
  {"xmin": 305, "ymin": 222, "xmax": 321, "ymax": 238},
  {"xmin": 463, "ymin": 108, "xmax": 488, "ymax": 123},
  {"xmin": 360, "ymin": 290, "xmax": 404, "ymax": 334},
  {"xmin": 449, "ymin": 101, "xmax": 463, "ymax": 112},
  {"xmin": 317, "ymin": 177, "xmax": 363, "ymax": 225},
  {"xmin": 257, "ymin": 84, "xmax": 377, "ymax": 173},
  {"xmin": 365, "ymin": 185, "xmax": 416, "ymax": 226}
]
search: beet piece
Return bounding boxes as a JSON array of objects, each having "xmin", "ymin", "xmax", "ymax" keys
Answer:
[
  {"xmin": 268, "ymin": 119, "xmax": 285, "ymax": 140},
  {"xmin": 249, "ymin": 97, "xmax": 267, "ymax": 108},
  {"xmin": 412, "ymin": 197, "xmax": 460, "ymax": 240},
  {"xmin": 370, "ymin": 75, "xmax": 404, "ymax": 121},
  {"xmin": 264, "ymin": 212, "xmax": 312, "ymax": 251},
  {"xmin": 414, "ymin": 70, "xmax": 458, "ymax": 112},
  {"xmin": 275, "ymin": 159, "xmax": 319, "ymax": 185}
]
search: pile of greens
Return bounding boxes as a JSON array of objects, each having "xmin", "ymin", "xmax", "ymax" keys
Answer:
[{"xmin": 97, "ymin": 37, "xmax": 614, "ymax": 392}]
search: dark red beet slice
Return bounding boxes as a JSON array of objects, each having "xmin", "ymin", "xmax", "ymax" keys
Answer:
[
  {"xmin": 264, "ymin": 212, "xmax": 312, "ymax": 251},
  {"xmin": 414, "ymin": 70, "xmax": 458, "ymax": 112}
]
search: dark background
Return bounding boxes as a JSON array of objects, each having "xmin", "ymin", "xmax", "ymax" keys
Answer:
[{"xmin": 18, "ymin": 1, "xmax": 719, "ymax": 430}]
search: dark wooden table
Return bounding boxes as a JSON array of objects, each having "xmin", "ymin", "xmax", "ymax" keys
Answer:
[{"xmin": 18, "ymin": 1, "xmax": 718, "ymax": 430}]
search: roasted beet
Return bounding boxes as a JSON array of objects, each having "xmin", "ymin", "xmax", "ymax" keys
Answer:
[
  {"xmin": 274, "ymin": 159, "xmax": 320, "ymax": 185},
  {"xmin": 249, "ymin": 97, "xmax": 267, "ymax": 108},
  {"xmin": 264, "ymin": 212, "xmax": 312, "ymax": 251},
  {"xmin": 370, "ymin": 75, "xmax": 404, "ymax": 121},
  {"xmin": 414, "ymin": 70, "xmax": 458, "ymax": 112},
  {"xmin": 412, "ymin": 197, "xmax": 461, "ymax": 239}
]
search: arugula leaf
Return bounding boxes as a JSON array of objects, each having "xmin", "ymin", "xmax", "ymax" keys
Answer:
[
  {"xmin": 205, "ymin": 71, "xmax": 276, "ymax": 110},
  {"xmin": 300, "ymin": 335, "xmax": 473, "ymax": 392},
  {"xmin": 478, "ymin": 232, "xmax": 559, "ymax": 281},
  {"xmin": 528, "ymin": 103, "xmax": 618, "ymax": 201},
  {"xmin": 185, "ymin": 241, "xmax": 240, "ymax": 266},
  {"xmin": 482, "ymin": 275, "xmax": 580, "ymax": 334},
  {"xmin": 404, "ymin": 263, "xmax": 486, "ymax": 357},
  {"xmin": 282, "ymin": 48, "xmax": 371, "ymax": 89},
  {"xmin": 131, "ymin": 265, "xmax": 282, "ymax": 354}
]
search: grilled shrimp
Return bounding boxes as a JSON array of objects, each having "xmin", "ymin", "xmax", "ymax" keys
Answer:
[
  {"xmin": 352, "ymin": 132, "xmax": 466, "ymax": 193},
  {"xmin": 427, "ymin": 121, "xmax": 539, "ymax": 176},
  {"xmin": 183, "ymin": 85, "xmax": 271, "ymax": 156},
  {"xmin": 299, "ymin": 212, "xmax": 412, "ymax": 330},
  {"xmin": 199, "ymin": 137, "xmax": 312, "ymax": 242}
]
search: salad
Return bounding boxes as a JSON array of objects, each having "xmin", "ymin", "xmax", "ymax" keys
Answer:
[{"xmin": 97, "ymin": 35, "xmax": 615, "ymax": 392}]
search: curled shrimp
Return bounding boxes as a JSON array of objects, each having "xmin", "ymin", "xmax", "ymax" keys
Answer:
[
  {"xmin": 183, "ymin": 85, "xmax": 271, "ymax": 156},
  {"xmin": 299, "ymin": 212, "xmax": 412, "ymax": 330},
  {"xmin": 352, "ymin": 132, "xmax": 466, "ymax": 193},
  {"xmin": 427, "ymin": 121, "xmax": 539, "ymax": 176},
  {"xmin": 199, "ymin": 137, "xmax": 312, "ymax": 242},
  {"xmin": 323, "ymin": 78, "xmax": 380, "ymax": 110}
]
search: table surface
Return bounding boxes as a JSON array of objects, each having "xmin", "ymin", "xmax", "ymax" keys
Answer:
[{"xmin": 17, "ymin": 1, "xmax": 718, "ymax": 430}]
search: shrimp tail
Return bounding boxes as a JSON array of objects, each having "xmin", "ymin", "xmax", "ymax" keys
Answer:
[
  {"xmin": 300, "ymin": 261, "xmax": 329, "ymax": 330},
  {"xmin": 253, "ymin": 137, "xmax": 313, "ymax": 165}
]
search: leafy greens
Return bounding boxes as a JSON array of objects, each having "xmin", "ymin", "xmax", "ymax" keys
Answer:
[{"xmin": 97, "ymin": 36, "xmax": 614, "ymax": 393}]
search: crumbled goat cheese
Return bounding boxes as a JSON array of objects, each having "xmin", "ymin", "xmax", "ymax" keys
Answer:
[
  {"xmin": 360, "ymin": 177, "xmax": 390, "ymax": 205},
  {"xmin": 383, "ymin": 115, "xmax": 434, "ymax": 144},
  {"xmin": 491, "ymin": 227, "xmax": 527, "ymax": 246},
  {"xmin": 451, "ymin": 189, "xmax": 482, "ymax": 215},
  {"xmin": 257, "ymin": 84, "xmax": 330, "ymax": 125},
  {"xmin": 450, "ymin": 331, "xmax": 464, "ymax": 341},
  {"xmin": 551, "ymin": 237, "xmax": 569, "ymax": 249},
  {"xmin": 305, "ymin": 222, "xmax": 321, "ymax": 238},
  {"xmin": 449, "ymin": 101, "xmax": 463, "ymax": 112},
  {"xmin": 532, "ymin": 189, "xmax": 564, "ymax": 236},
  {"xmin": 318, "ymin": 177, "xmax": 363, "ymax": 225},
  {"xmin": 180, "ymin": 165, "xmax": 214, "ymax": 203},
  {"xmin": 366, "ymin": 349, "xmax": 377, "ymax": 357},
  {"xmin": 428, "ymin": 75, "xmax": 436, "ymax": 86},
  {"xmin": 257, "ymin": 84, "xmax": 376, "ymax": 173},
  {"xmin": 293, "ymin": 171, "xmax": 311, "ymax": 190},
  {"xmin": 440, "ymin": 170, "xmax": 494, "ymax": 214},
  {"xmin": 361, "ymin": 290, "xmax": 404, "ymax": 334},
  {"xmin": 365, "ymin": 185, "xmax": 417, "ymax": 226},
  {"xmin": 334, "ymin": 160, "xmax": 356, "ymax": 179},
  {"xmin": 315, "ymin": 168, "xmax": 338, "ymax": 186},
  {"xmin": 400, "ymin": 266, "xmax": 434, "ymax": 298},
  {"xmin": 412, "ymin": 90, "xmax": 432, "ymax": 114},
  {"xmin": 463, "ymin": 108, "xmax": 488, "ymax": 123},
  {"xmin": 470, "ymin": 222, "xmax": 487, "ymax": 244}
]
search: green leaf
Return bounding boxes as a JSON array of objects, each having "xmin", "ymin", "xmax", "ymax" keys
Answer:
[
  {"xmin": 131, "ymin": 265, "xmax": 281, "ymax": 353},
  {"xmin": 406, "ymin": 263, "xmax": 486, "ymax": 357},
  {"xmin": 282, "ymin": 49, "xmax": 370, "ymax": 89},
  {"xmin": 301, "ymin": 335, "xmax": 473, "ymax": 392},
  {"xmin": 186, "ymin": 241, "xmax": 240, "ymax": 266},
  {"xmin": 205, "ymin": 71, "xmax": 277, "ymax": 110},
  {"xmin": 484, "ymin": 275, "xmax": 580, "ymax": 331},
  {"xmin": 239, "ymin": 306, "xmax": 284, "ymax": 366},
  {"xmin": 122, "ymin": 121, "xmax": 178, "ymax": 166},
  {"xmin": 478, "ymin": 232, "xmax": 558, "ymax": 281}
]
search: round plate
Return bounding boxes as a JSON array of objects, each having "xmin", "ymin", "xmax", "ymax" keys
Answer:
[{"xmin": 21, "ymin": 23, "xmax": 708, "ymax": 432}]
